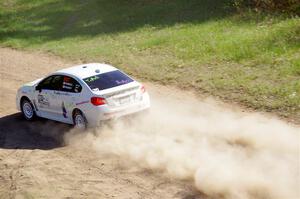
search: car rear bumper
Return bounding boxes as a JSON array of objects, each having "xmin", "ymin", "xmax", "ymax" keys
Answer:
[
  {"xmin": 102, "ymin": 102, "xmax": 150, "ymax": 119},
  {"xmin": 85, "ymin": 93, "xmax": 150, "ymax": 127}
]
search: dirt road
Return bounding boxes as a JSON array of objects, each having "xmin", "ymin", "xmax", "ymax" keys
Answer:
[
  {"xmin": 0, "ymin": 48, "xmax": 299, "ymax": 199},
  {"xmin": 0, "ymin": 48, "xmax": 200, "ymax": 198}
]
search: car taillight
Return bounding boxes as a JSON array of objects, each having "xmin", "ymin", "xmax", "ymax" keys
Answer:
[
  {"xmin": 140, "ymin": 85, "xmax": 146, "ymax": 93},
  {"xmin": 91, "ymin": 97, "xmax": 106, "ymax": 106}
]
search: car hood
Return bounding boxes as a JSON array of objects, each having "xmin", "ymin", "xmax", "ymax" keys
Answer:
[
  {"xmin": 19, "ymin": 78, "xmax": 42, "ymax": 94},
  {"xmin": 23, "ymin": 78, "xmax": 42, "ymax": 87}
]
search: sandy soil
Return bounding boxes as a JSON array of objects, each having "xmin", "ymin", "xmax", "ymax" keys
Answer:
[
  {"xmin": 0, "ymin": 48, "xmax": 299, "ymax": 199},
  {"xmin": 0, "ymin": 48, "xmax": 202, "ymax": 199}
]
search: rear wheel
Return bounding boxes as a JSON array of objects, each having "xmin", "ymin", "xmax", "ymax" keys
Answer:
[
  {"xmin": 21, "ymin": 99, "xmax": 35, "ymax": 120},
  {"xmin": 73, "ymin": 110, "xmax": 87, "ymax": 129}
]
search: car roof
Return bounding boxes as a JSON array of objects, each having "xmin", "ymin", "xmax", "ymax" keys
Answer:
[{"xmin": 55, "ymin": 63, "xmax": 117, "ymax": 79}]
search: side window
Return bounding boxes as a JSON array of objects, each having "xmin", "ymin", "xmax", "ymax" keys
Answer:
[
  {"xmin": 51, "ymin": 75, "xmax": 63, "ymax": 91},
  {"xmin": 62, "ymin": 76, "xmax": 82, "ymax": 93},
  {"xmin": 38, "ymin": 76, "xmax": 53, "ymax": 90},
  {"xmin": 38, "ymin": 75, "xmax": 63, "ymax": 91}
]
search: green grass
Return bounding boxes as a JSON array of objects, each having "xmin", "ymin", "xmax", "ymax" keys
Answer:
[{"xmin": 1, "ymin": 0, "xmax": 299, "ymax": 121}]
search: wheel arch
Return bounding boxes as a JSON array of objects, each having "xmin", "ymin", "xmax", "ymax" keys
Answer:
[
  {"xmin": 20, "ymin": 95, "xmax": 38, "ymax": 112},
  {"xmin": 72, "ymin": 108, "xmax": 88, "ymax": 127},
  {"xmin": 20, "ymin": 96, "xmax": 31, "ymax": 107},
  {"xmin": 72, "ymin": 108, "xmax": 84, "ymax": 120},
  {"xmin": 20, "ymin": 95, "xmax": 36, "ymax": 120}
]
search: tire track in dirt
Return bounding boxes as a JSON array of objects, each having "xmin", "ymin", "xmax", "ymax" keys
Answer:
[
  {"xmin": 8, "ymin": 151, "xmax": 32, "ymax": 198},
  {"xmin": 0, "ymin": 47, "xmax": 202, "ymax": 198},
  {"xmin": 1, "ymin": 150, "xmax": 33, "ymax": 199},
  {"xmin": 0, "ymin": 47, "xmax": 299, "ymax": 199},
  {"xmin": 55, "ymin": 147, "xmax": 201, "ymax": 199}
]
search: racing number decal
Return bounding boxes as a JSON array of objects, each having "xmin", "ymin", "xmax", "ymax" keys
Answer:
[
  {"xmin": 37, "ymin": 94, "xmax": 50, "ymax": 107},
  {"xmin": 84, "ymin": 75, "xmax": 99, "ymax": 83}
]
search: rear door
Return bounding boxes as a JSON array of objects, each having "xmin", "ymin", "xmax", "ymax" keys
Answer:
[{"xmin": 52, "ymin": 75, "xmax": 83, "ymax": 123}]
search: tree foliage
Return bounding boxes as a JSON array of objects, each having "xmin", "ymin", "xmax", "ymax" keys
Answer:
[{"xmin": 234, "ymin": 0, "xmax": 300, "ymax": 14}]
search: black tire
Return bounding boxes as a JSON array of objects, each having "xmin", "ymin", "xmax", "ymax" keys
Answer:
[
  {"xmin": 73, "ymin": 110, "xmax": 87, "ymax": 129},
  {"xmin": 21, "ymin": 98, "xmax": 35, "ymax": 121}
]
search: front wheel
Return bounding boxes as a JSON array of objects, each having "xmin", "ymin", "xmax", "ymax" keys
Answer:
[
  {"xmin": 73, "ymin": 110, "xmax": 87, "ymax": 129},
  {"xmin": 21, "ymin": 99, "xmax": 35, "ymax": 121}
]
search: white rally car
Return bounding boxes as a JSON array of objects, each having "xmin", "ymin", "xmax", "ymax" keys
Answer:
[{"xmin": 16, "ymin": 63, "xmax": 150, "ymax": 128}]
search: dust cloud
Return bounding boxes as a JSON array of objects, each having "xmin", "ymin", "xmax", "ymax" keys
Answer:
[{"xmin": 65, "ymin": 89, "xmax": 300, "ymax": 199}]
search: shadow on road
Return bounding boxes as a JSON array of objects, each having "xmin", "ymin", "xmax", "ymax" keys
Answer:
[{"xmin": 0, "ymin": 113, "xmax": 72, "ymax": 150}]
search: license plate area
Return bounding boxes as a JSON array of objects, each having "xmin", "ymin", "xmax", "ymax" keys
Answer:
[{"xmin": 119, "ymin": 96, "xmax": 131, "ymax": 105}]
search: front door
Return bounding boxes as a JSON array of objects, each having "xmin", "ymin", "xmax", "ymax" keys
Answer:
[{"xmin": 34, "ymin": 75, "xmax": 63, "ymax": 120}]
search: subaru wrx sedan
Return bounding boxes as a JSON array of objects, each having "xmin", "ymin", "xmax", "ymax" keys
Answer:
[{"xmin": 16, "ymin": 63, "xmax": 150, "ymax": 128}]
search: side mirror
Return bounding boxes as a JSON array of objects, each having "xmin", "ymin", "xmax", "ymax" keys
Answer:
[{"xmin": 35, "ymin": 85, "xmax": 41, "ymax": 92}]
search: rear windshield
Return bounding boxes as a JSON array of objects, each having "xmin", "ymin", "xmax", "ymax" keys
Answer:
[{"xmin": 83, "ymin": 70, "xmax": 134, "ymax": 91}]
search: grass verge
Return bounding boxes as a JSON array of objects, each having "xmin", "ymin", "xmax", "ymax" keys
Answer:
[{"xmin": 0, "ymin": 0, "xmax": 299, "ymax": 122}]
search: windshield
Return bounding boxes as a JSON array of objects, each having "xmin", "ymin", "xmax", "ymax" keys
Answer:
[{"xmin": 83, "ymin": 70, "xmax": 134, "ymax": 91}]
